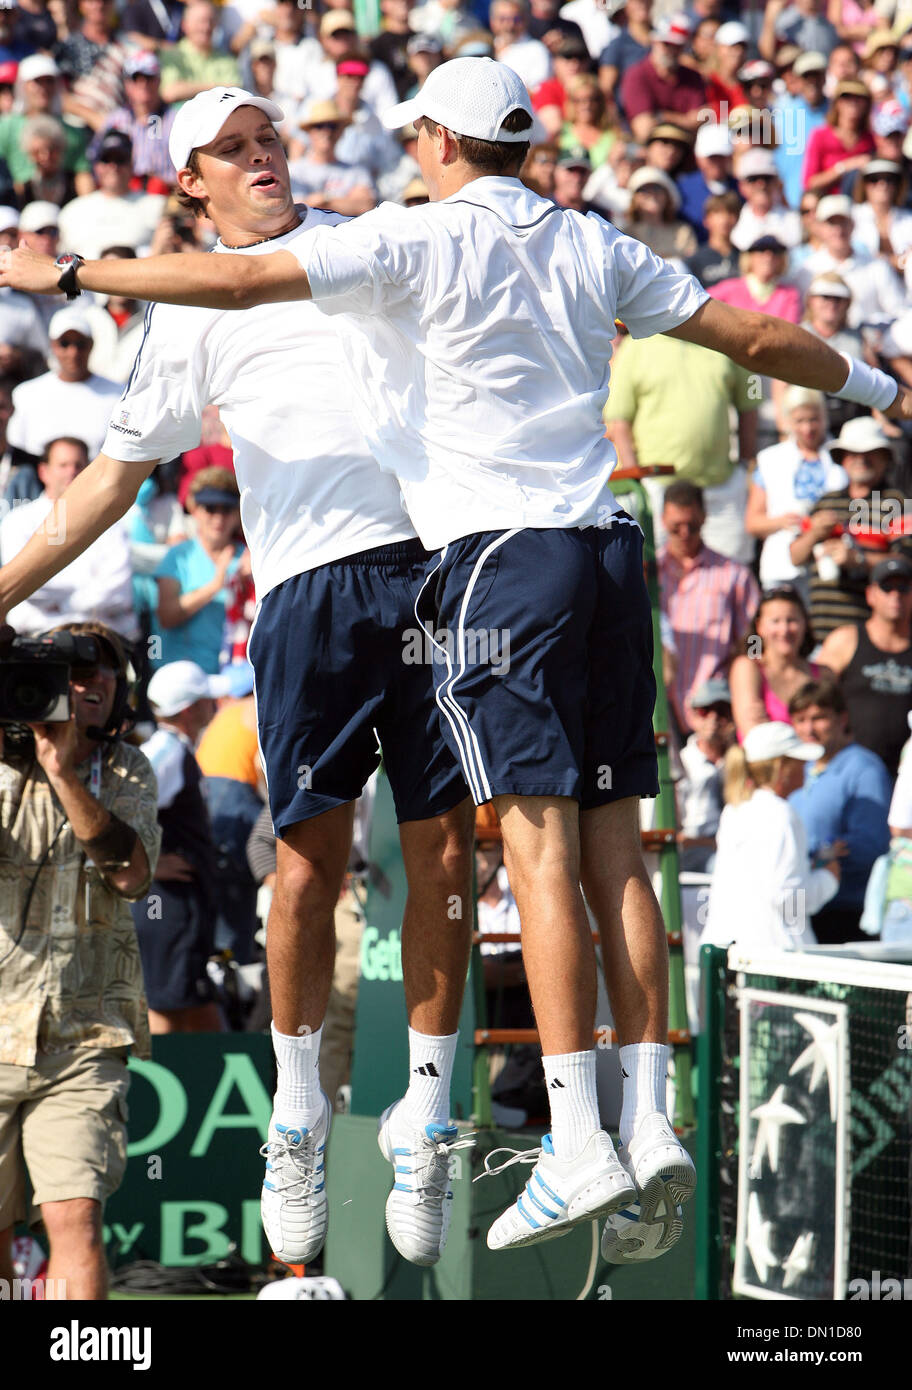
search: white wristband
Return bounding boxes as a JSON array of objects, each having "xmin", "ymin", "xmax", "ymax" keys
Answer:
[{"xmin": 836, "ymin": 353, "xmax": 898, "ymax": 411}]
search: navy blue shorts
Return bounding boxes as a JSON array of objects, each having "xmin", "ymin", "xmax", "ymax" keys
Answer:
[
  {"xmin": 248, "ymin": 539, "xmax": 467, "ymax": 836},
  {"xmin": 418, "ymin": 518, "xmax": 659, "ymax": 808},
  {"xmin": 130, "ymin": 882, "xmax": 215, "ymax": 1012}
]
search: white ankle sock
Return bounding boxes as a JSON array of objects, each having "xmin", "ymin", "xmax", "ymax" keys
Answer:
[
  {"xmin": 402, "ymin": 1028, "xmax": 458, "ymax": 1127},
  {"xmin": 272, "ymin": 1021, "xmax": 323, "ymax": 1129},
  {"xmin": 619, "ymin": 1043, "xmax": 669, "ymax": 1148},
  {"xmin": 542, "ymin": 1050, "xmax": 601, "ymax": 1159}
]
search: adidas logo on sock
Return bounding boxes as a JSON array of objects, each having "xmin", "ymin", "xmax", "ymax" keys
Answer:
[
  {"xmin": 621, "ymin": 1067, "xmax": 629, "ymax": 1079},
  {"xmin": 414, "ymin": 1063, "xmax": 439, "ymax": 1077},
  {"xmin": 549, "ymin": 1078, "xmax": 565, "ymax": 1089}
]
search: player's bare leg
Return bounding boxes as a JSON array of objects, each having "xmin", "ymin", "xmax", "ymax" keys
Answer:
[
  {"xmin": 268, "ymin": 803, "xmax": 355, "ymax": 1037},
  {"xmin": 377, "ymin": 797, "xmax": 476, "ymax": 1268},
  {"xmin": 495, "ymin": 795, "xmax": 596, "ymax": 1055},
  {"xmin": 398, "ymin": 797, "xmax": 475, "ymax": 1036},
  {"xmin": 580, "ymin": 796, "xmax": 668, "ymax": 1048},
  {"xmin": 580, "ymin": 795, "xmax": 696, "ymax": 1258},
  {"xmin": 260, "ymin": 801, "xmax": 354, "ymax": 1266},
  {"xmin": 481, "ymin": 793, "xmax": 635, "ymax": 1251}
]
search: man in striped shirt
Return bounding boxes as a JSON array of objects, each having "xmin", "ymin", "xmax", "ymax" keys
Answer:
[
  {"xmin": 789, "ymin": 415, "xmax": 912, "ymax": 642},
  {"xmin": 657, "ymin": 479, "xmax": 760, "ymax": 735},
  {"xmin": 89, "ymin": 52, "xmax": 177, "ymax": 192}
]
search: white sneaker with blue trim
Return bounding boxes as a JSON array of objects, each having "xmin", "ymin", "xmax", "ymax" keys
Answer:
[
  {"xmin": 482, "ymin": 1130, "xmax": 636, "ymax": 1252},
  {"xmin": 619, "ymin": 1111, "xmax": 696, "ymax": 1218},
  {"xmin": 378, "ymin": 1100, "xmax": 475, "ymax": 1267},
  {"xmin": 259, "ymin": 1094, "xmax": 331, "ymax": 1264}
]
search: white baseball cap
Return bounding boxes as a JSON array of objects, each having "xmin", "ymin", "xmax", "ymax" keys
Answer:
[
  {"xmin": 18, "ymin": 54, "xmax": 60, "ymax": 83},
  {"xmin": 169, "ymin": 86, "xmax": 285, "ymax": 172},
  {"xmin": 714, "ymin": 20, "xmax": 750, "ymax": 46},
  {"xmin": 380, "ymin": 57, "xmax": 533, "ymax": 141},
  {"xmin": 737, "ymin": 148, "xmax": 778, "ymax": 180},
  {"xmin": 18, "ymin": 200, "xmax": 59, "ymax": 233},
  {"xmin": 816, "ymin": 193, "xmax": 853, "ymax": 221},
  {"xmin": 627, "ymin": 164, "xmax": 681, "ymax": 210},
  {"xmin": 48, "ymin": 306, "xmax": 93, "ymax": 340},
  {"xmin": 695, "ymin": 121, "xmax": 733, "ymax": 158},
  {"xmin": 807, "ymin": 274, "xmax": 851, "ymax": 299},
  {"xmin": 743, "ymin": 722, "xmax": 824, "ymax": 764},
  {"xmin": 147, "ymin": 660, "xmax": 225, "ymax": 717},
  {"xmin": 0, "ymin": 205, "xmax": 18, "ymax": 233},
  {"xmin": 793, "ymin": 51, "xmax": 827, "ymax": 75}
]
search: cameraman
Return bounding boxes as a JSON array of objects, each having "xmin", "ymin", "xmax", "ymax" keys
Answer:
[{"xmin": 0, "ymin": 621, "xmax": 161, "ymax": 1301}]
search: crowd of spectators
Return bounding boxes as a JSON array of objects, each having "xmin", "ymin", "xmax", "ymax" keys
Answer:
[{"xmin": 0, "ymin": 0, "xmax": 910, "ymax": 1056}]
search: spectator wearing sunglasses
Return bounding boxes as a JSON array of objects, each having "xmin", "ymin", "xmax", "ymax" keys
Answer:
[
  {"xmin": 154, "ymin": 467, "xmax": 249, "ymax": 675},
  {"xmin": 656, "ymin": 479, "xmax": 760, "ymax": 735},
  {"xmin": 677, "ymin": 677, "xmax": 735, "ymax": 872},
  {"xmin": 731, "ymin": 148, "xmax": 801, "ymax": 252},
  {"xmin": 57, "ymin": 129, "xmax": 166, "ymax": 260},
  {"xmin": 850, "ymin": 158, "xmax": 912, "ymax": 272},
  {"xmin": 816, "ymin": 556, "xmax": 912, "ymax": 778}
]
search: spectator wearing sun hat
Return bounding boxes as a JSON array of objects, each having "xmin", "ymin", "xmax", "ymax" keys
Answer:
[
  {"xmin": 731, "ymin": 147, "xmax": 801, "ymax": 251},
  {"xmin": 701, "ymin": 719, "xmax": 840, "ymax": 953},
  {"xmin": 774, "ymin": 50, "xmax": 829, "ymax": 208},
  {"xmin": 620, "ymin": 12, "xmax": 707, "ymax": 145},
  {"xmin": 677, "ymin": 120, "xmax": 739, "ymax": 242},
  {"xmin": 624, "ymin": 161, "xmax": 698, "ymax": 260},
  {"xmin": 154, "ymin": 466, "xmax": 249, "ymax": 675},
  {"xmin": 90, "ymin": 51, "xmax": 177, "ymax": 191},
  {"xmin": 702, "ymin": 20, "xmax": 749, "ymax": 121},
  {"xmin": 6, "ymin": 305, "xmax": 120, "ymax": 463},
  {"xmin": 793, "ymin": 191, "xmax": 906, "ymax": 334},
  {"xmin": 325, "ymin": 51, "xmax": 401, "ymax": 178},
  {"xmin": 790, "ymin": 415, "xmax": 912, "ymax": 641},
  {"xmin": 296, "ymin": 12, "xmax": 398, "ymax": 120},
  {"xmin": 289, "ymin": 98, "xmax": 376, "ymax": 215},
  {"xmin": 0, "ymin": 54, "xmax": 93, "ymax": 191}
]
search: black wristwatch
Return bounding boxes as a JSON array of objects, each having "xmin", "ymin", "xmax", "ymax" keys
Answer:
[{"xmin": 54, "ymin": 253, "xmax": 85, "ymax": 300}]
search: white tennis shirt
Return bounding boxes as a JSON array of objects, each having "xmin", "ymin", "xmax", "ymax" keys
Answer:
[
  {"xmin": 102, "ymin": 210, "xmax": 415, "ymax": 599},
  {"xmin": 291, "ymin": 176, "xmax": 710, "ymax": 549}
]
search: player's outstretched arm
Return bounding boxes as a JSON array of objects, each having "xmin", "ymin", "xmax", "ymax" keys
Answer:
[
  {"xmin": 667, "ymin": 298, "xmax": 912, "ymax": 421},
  {"xmin": 0, "ymin": 452, "xmax": 156, "ymax": 623},
  {"xmin": 0, "ymin": 246, "xmax": 312, "ymax": 310}
]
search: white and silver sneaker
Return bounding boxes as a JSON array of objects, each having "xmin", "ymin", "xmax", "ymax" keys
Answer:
[
  {"xmin": 260, "ymin": 1093, "xmax": 331, "ymax": 1264},
  {"xmin": 600, "ymin": 1193, "xmax": 684, "ymax": 1264},
  {"xmin": 378, "ymin": 1100, "xmax": 475, "ymax": 1267},
  {"xmin": 619, "ymin": 1111, "xmax": 697, "ymax": 1222},
  {"xmin": 481, "ymin": 1130, "xmax": 637, "ymax": 1252}
]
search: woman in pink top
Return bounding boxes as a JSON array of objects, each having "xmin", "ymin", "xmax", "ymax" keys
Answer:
[
  {"xmin": 729, "ymin": 586, "xmax": 824, "ymax": 740},
  {"xmin": 802, "ymin": 79, "xmax": 875, "ymax": 195},
  {"xmin": 711, "ymin": 235, "xmax": 802, "ymax": 320}
]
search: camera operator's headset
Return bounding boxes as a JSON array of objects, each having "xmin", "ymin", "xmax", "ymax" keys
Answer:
[{"xmin": 0, "ymin": 622, "xmax": 138, "ymax": 967}]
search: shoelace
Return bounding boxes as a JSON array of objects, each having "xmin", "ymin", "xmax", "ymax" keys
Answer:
[
  {"xmin": 472, "ymin": 1144, "xmax": 542, "ymax": 1184},
  {"xmin": 259, "ymin": 1130, "xmax": 323, "ymax": 1199},
  {"xmin": 406, "ymin": 1134, "xmax": 477, "ymax": 1205}
]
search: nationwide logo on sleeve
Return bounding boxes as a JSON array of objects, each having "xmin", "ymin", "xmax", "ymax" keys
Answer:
[{"xmin": 109, "ymin": 410, "xmax": 142, "ymax": 439}]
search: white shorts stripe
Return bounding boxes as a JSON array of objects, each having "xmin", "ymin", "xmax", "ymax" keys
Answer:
[
  {"xmin": 438, "ymin": 528, "xmax": 522, "ymax": 805},
  {"xmin": 413, "ymin": 547, "xmax": 487, "ymax": 804}
]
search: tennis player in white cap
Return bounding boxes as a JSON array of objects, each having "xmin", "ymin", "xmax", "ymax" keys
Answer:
[
  {"xmin": 0, "ymin": 85, "xmax": 478, "ymax": 1275},
  {"xmin": 2, "ymin": 58, "xmax": 910, "ymax": 1259}
]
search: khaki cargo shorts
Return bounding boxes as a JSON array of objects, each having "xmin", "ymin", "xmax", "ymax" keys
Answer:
[{"xmin": 0, "ymin": 1047, "xmax": 129, "ymax": 1230}]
